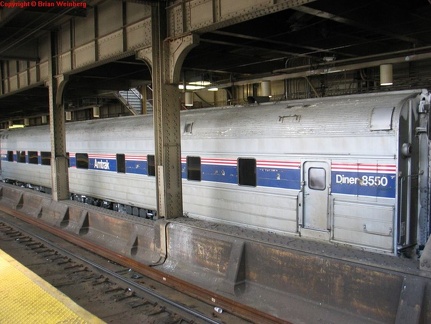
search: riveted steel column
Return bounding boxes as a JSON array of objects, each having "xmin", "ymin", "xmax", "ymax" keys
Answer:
[
  {"xmin": 48, "ymin": 31, "xmax": 69, "ymax": 201},
  {"xmin": 151, "ymin": 3, "xmax": 182, "ymax": 219}
]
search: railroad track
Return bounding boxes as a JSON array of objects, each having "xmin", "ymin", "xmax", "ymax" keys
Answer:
[{"xmin": 0, "ymin": 212, "xmax": 252, "ymax": 324}]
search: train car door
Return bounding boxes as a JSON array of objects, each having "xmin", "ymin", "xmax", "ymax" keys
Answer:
[{"xmin": 302, "ymin": 161, "xmax": 330, "ymax": 232}]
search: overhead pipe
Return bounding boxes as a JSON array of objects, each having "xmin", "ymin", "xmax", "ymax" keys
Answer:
[
  {"xmin": 212, "ymin": 50, "xmax": 431, "ymax": 90},
  {"xmin": 273, "ymin": 46, "xmax": 431, "ymax": 75}
]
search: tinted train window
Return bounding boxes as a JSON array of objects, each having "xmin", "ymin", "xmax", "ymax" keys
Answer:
[
  {"xmin": 28, "ymin": 151, "xmax": 38, "ymax": 164},
  {"xmin": 41, "ymin": 152, "xmax": 51, "ymax": 165},
  {"xmin": 7, "ymin": 151, "xmax": 13, "ymax": 162},
  {"xmin": 184, "ymin": 122, "xmax": 193, "ymax": 134},
  {"xmin": 308, "ymin": 167, "xmax": 326, "ymax": 190},
  {"xmin": 76, "ymin": 153, "xmax": 89, "ymax": 169},
  {"xmin": 17, "ymin": 151, "xmax": 26, "ymax": 163},
  {"xmin": 117, "ymin": 154, "xmax": 125, "ymax": 173},
  {"xmin": 147, "ymin": 154, "xmax": 155, "ymax": 176},
  {"xmin": 238, "ymin": 158, "xmax": 256, "ymax": 187},
  {"xmin": 187, "ymin": 156, "xmax": 201, "ymax": 181}
]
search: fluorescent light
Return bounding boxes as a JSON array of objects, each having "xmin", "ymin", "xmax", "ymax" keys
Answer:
[
  {"xmin": 178, "ymin": 85, "xmax": 205, "ymax": 90},
  {"xmin": 179, "ymin": 80, "xmax": 213, "ymax": 90},
  {"xmin": 188, "ymin": 81, "xmax": 211, "ymax": 86},
  {"xmin": 208, "ymin": 87, "xmax": 218, "ymax": 91}
]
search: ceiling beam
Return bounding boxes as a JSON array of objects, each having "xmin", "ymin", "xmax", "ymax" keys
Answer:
[
  {"xmin": 210, "ymin": 30, "xmax": 355, "ymax": 58},
  {"xmin": 294, "ymin": 5, "xmax": 420, "ymax": 45}
]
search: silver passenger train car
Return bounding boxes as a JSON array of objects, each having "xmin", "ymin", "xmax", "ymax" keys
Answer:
[{"xmin": 1, "ymin": 89, "xmax": 430, "ymax": 255}]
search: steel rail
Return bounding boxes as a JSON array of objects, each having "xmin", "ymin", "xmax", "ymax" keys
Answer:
[
  {"xmin": 0, "ymin": 205, "xmax": 288, "ymax": 324},
  {"xmin": 4, "ymin": 220, "xmax": 221, "ymax": 324}
]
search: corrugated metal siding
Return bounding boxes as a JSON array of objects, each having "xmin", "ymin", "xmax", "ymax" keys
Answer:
[{"xmin": 184, "ymin": 91, "xmax": 417, "ymax": 139}]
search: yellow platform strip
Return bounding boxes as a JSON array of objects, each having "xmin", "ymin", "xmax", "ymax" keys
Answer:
[{"xmin": 0, "ymin": 249, "xmax": 105, "ymax": 324}]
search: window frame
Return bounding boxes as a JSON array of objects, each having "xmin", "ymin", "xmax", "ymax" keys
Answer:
[
  {"xmin": 41, "ymin": 152, "xmax": 51, "ymax": 166},
  {"xmin": 238, "ymin": 158, "xmax": 257, "ymax": 187},
  {"xmin": 187, "ymin": 156, "xmax": 201, "ymax": 181},
  {"xmin": 117, "ymin": 153, "xmax": 126, "ymax": 173},
  {"xmin": 147, "ymin": 154, "xmax": 155, "ymax": 176},
  {"xmin": 17, "ymin": 151, "xmax": 26, "ymax": 163},
  {"xmin": 7, "ymin": 151, "xmax": 13, "ymax": 162},
  {"xmin": 308, "ymin": 167, "xmax": 326, "ymax": 191},
  {"xmin": 76, "ymin": 153, "xmax": 89, "ymax": 169},
  {"xmin": 28, "ymin": 151, "xmax": 38, "ymax": 164}
]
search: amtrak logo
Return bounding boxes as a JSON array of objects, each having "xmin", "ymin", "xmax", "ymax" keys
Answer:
[{"xmin": 94, "ymin": 159, "xmax": 110, "ymax": 170}]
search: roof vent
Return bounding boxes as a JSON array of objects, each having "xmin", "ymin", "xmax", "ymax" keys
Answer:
[
  {"xmin": 184, "ymin": 122, "xmax": 193, "ymax": 134},
  {"xmin": 370, "ymin": 107, "xmax": 394, "ymax": 131}
]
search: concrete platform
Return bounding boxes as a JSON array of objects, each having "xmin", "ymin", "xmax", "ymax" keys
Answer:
[{"xmin": 0, "ymin": 249, "xmax": 103, "ymax": 324}]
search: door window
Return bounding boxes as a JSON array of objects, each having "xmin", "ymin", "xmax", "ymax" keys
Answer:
[{"xmin": 308, "ymin": 167, "xmax": 326, "ymax": 190}]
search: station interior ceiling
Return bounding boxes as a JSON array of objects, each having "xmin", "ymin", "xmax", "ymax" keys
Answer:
[{"xmin": 1, "ymin": 0, "xmax": 431, "ymax": 122}]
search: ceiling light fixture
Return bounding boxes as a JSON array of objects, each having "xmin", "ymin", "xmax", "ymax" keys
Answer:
[
  {"xmin": 184, "ymin": 92, "xmax": 194, "ymax": 107},
  {"xmin": 380, "ymin": 64, "xmax": 393, "ymax": 86},
  {"xmin": 261, "ymin": 80, "xmax": 272, "ymax": 97},
  {"xmin": 322, "ymin": 56, "xmax": 336, "ymax": 62}
]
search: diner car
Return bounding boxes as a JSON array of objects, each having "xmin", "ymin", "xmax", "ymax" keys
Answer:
[{"xmin": 0, "ymin": 89, "xmax": 429, "ymax": 255}]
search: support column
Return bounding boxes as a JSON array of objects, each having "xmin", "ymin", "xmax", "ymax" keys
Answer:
[
  {"xmin": 137, "ymin": 4, "xmax": 198, "ymax": 219},
  {"xmin": 151, "ymin": 3, "xmax": 182, "ymax": 219},
  {"xmin": 48, "ymin": 31, "xmax": 69, "ymax": 201}
]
